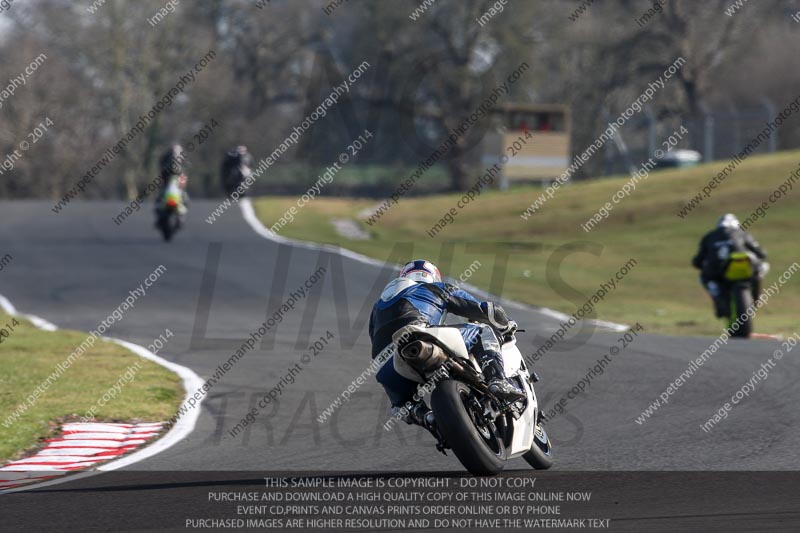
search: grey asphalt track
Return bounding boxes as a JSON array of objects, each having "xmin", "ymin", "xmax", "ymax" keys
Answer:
[
  {"xmin": 1, "ymin": 199, "xmax": 798, "ymax": 530},
  {"xmin": 1, "ymin": 200, "xmax": 797, "ymax": 471}
]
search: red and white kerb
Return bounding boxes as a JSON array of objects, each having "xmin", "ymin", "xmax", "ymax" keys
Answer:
[{"xmin": 0, "ymin": 422, "xmax": 163, "ymax": 490}]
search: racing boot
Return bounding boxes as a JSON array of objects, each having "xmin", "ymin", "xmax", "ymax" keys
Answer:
[
  {"xmin": 481, "ymin": 356, "xmax": 525, "ymax": 402},
  {"xmin": 751, "ymin": 275, "xmax": 763, "ymax": 302},
  {"xmin": 707, "ymin": 281, "xmax": 727, "ymax": 318},
  {"xmin": 713, "ymin": 295, "xmax": 728, "ymax": 318}
]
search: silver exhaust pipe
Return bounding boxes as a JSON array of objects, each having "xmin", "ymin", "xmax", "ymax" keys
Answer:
[{"xmin": 400, "ymin": 340, "xmax": 449, "ymax": 373}]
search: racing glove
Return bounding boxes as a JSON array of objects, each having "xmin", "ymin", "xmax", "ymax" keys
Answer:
[{"xmin": 481, "ymin": 302, "xmax": 513, "ymax": 335}]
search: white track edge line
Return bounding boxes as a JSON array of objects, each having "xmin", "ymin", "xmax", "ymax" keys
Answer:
[
  {"xmin": 239, "ymin": 198, "xmax": 629, "ymax": 333},
  {"xmin": 0, "ymin": 293, "xmax": 204, "ymax": 494}
]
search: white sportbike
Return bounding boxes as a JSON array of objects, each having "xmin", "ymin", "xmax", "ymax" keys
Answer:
[{"xmin": 392, "ymin": 321, "xmax": 553, "ymax": 476}]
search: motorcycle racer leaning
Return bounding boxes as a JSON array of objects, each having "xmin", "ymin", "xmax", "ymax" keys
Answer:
[
  {"xmin": 692, "ymin": 213, "xmax": 767, "ymax": 317},
  {"xmin": 369, "ymin": 260, "xmax": 525, "ymax": 429}
]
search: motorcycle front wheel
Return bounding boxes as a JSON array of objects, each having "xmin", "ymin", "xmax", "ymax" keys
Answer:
[
  {"xmin": 522, "ymin": 423, "xmax": 553, "ymax": 470},
  {"xmin": 431, "ymin": 379, "xmax": 506, "ymax": 476}
]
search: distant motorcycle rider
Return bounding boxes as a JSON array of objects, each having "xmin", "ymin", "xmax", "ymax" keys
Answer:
[
  {"xmin": 221, "ymin": 145, "xmax": 253, "ymax": 196},
  {"xmin": 692, "ymin": 214, "xmax": 767, "ymax": 316},
  {"xmin": 154, "ymin": 144, "xmax": 189, "ymax": 234},
  {"xmin": 369, "ymin": 260, "xmax": 525, "ymax": 428},
  {"xmin": 154, "ymin": 144, "xmax": 189, "ymax": 209}
]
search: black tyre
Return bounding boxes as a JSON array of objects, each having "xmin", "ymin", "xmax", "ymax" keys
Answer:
[
  {"xmin": 522, "ymin": 423, "xmax": 554, "ymax": 470},
  {"xmin": 159, "ymin": 221, "xmax": 173, "ymax": 241},
  {"xmin": 430, "ymin": 379, "xmax": 506, "ymax": 476},
  {"xmin": 159, "ymin": 211, "xmax": 179, "ymax": 242},
  {"xmin": 730, "ymin": 286, "xmax": 753, "ymax": 338}
]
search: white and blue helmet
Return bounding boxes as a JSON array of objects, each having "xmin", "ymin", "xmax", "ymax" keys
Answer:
[
  {"xmin": 718, "ymin": 213, "xmax": 740, "ymax": 229},
  {"xmin": 399, "ymin": 260, "xmax": 442, "ymax": 284},
  {"xmin": 380, "ymin": 260, "xmax": 442, "ymax": 301}
]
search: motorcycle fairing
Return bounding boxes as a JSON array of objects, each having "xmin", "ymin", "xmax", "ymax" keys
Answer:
[{"xmin": 724, "ymin": 251, "xmax": 754, "ymax": 281}]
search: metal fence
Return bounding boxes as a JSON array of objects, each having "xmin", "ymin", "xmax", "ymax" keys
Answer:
[{"xmin": 602, "ymin": 101, "xmax": 782, "ymax": 176}]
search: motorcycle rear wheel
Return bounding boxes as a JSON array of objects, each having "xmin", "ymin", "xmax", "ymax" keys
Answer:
[
  {"xmin": 729, "ymin": 286, "xmax": 753, "ymax": 338},
  {"xmin": 159, "ymin": 211, "xmax": 180, "ymax": 242},
  {"xmin": 431, "ymin": 379, "xmax": 506, "ymax": 476}
]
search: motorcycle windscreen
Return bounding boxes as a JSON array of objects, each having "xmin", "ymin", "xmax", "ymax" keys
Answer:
[{"xmin": 501, "ymin": 338, "xmax": 523, "ymax": 377}]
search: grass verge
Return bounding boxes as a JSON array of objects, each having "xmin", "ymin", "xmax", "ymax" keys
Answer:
[
  {"xmin": 252, "ymin": 150, "xmax": 800, "ymax": 338},
  {"xmin": 0, "ymin": 311, "xmax": 182, "ymax": 463}
]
